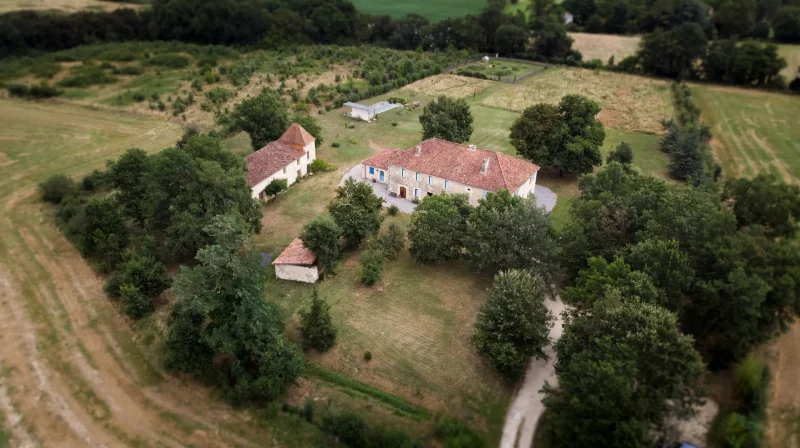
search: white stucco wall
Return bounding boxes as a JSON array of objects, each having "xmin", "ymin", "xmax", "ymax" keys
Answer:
[
  {"xmin": 350, "ymin": 107, "xmax": 373, "ymax": 121},
  {"xmin": 250, "ymin": 141, "xmax": 317, "ymax": 199},
  {"xmin": 363, "ymin": 164, "xmax": 386, "ymax": 182},
  {"xmin": 275, "ymin": 264, "xmax": 319, "ymax": 283}
]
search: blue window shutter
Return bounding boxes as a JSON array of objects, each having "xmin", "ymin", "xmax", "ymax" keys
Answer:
[{"xmin": 369, "ymin": 167, "xmax": 374, "ymax": 174}]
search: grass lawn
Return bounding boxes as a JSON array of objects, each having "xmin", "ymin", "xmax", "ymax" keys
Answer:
[
  {"xmin": 457, "ymin": 60, "xmax": 547, "ymax": 79},
  {"xmin": 692, "ymin": 84, "xmax": 800, "ymax": 183},
  {"xmin": 350, "ymin": 0, "xmax": 486, "ymax": 21}
]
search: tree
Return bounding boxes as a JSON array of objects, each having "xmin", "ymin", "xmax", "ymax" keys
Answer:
[
  {"xmin": 39, "ymin": 174, "xmax": 76, "ymax": 204},
  {"xmin": 418, "ymin": 96, "xmax": 474, "ymax": 143},
  {"xmin": 638, "ymin": 23, "xmax": 707, "ymax": 78},
  {"xmin": 408, "ymin": 193, "xmax": 471, "ymax": 263},
  {"xmin": 388, "ymin": 14, "xmax": 430, "ymax": 49},
  {"xmin": 472, "ymin": 270, "xmax": 553, "ymax": 379},
  {"xmin": 291, "ymin": 113, "xmax": 323, "ymax": 147},
  {"xmin": 79, "ymin": 198, "xmax": 130, "ymax": 272},
  {"xmin": 723, "ymin": 174, "xmax": 800, "ymax": 238},
  {"xmin": 119, "ymin": 284, "xmax": 154, "ymax": 320},
  {"xmin": 265, "ymin": 178, "xmax": 288, "ymax": 197},
  {"xmin": 563, "ymin": 0, "xmax": 596, "ymax": 24},
  {"xmin": 299, "ymin": 289, "xmax": 337, "ymax": 352},
  {"xmin": 532, "ymin": 23, "xmax": 575, "ymax": 59},
  {"xmin": 464, "ymin": 191, "xmax": 558, "ymax": 284},
  {"xmin": 623, "ymin": 239, "xmax": 694, "ymax": 307},
  {"xmin": 773, "ymin": 6, "xmax": 800, "ymax": 43},
  {"xmin": 711, "ymin": 0, "xmax": 756, "ymax": 38},
  {"xmin": 300, "ymin": 216, "xmax": 342, "ymax": 275},
  {"xmin": 562, "ymin": 257, "xmax": 664, "ymax": 308},
  {"xmin": 543, "ymin": 302, "xmax": 705, "ymax": 448},
  {"xmin": 163, "ymin": 215, "xmax": 301, "ymax": 404},
  {"xmin": 703, "ymin": 40, "xmax": 786, "ymax": 86},
  {"xmin": 606, "ymin": 141, "xmax": 633, "ymax": 164},
  {"xmin": 230, "ymin": 88, "xmax": 290, "ymax": 150},
  {"xmin": 359, "ymin": 248, "xmax": 384, "ymax": 285},
  {"xmin": 494, "ymin": 24, "xmax": 528, "ymax": 55},
  {"xmin": 510, "ymin": 94, "xmax": 604, "ymax": 176},
  {"xmin": 105, "ymin": 236, "xmax": 170, "ymax": 299},
  {"xmin": 328, "ymin": 177, "xmax": 383, "ymax": 249}
]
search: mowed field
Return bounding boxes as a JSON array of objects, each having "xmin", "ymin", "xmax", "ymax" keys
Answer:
[
  {"xmin": 0, "ymin": 99, "xmax": 338, "ymax": 447},
  {"xmin": 692, "ymin": 85, "xmax": 800, "ymax": 183},
  {"xmin": 350, "ymin": 0, "xmax": 485, "ymax": 21},
  {"xmin": 0, "ymin": 0, "xmax": 141, "ymax": 12}
]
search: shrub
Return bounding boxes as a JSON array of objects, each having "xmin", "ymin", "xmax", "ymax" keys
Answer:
[
  {"xmin": 363, "ymin": 351, "xmax": 372, "ymax": 362},
  {"xmin": 348, "ymin": 136, "xmax": 359, "ymax": 145},
  {"xmin": 300, "ymin": 216, "xmax": 342, "ymax": 274},
  {"xmin": 81, "ymin": 170, "xmax": 104, "ymax": 192},
  {"xmin": 8, "ymin": 83, "xmax": 62, "ymax": 99},
  {"xmin": 607, "ymin": 142, "xmax": 633, "ymax": 164},
  {"xmin": 360, "ymin": 248, "xmax": 384, "ymax": 285},
  {"xmin": 132, "ymin": 92, "xmax": 146, "ymax": 102},
  {"xmin": 299, "ymin": 289, "xmax": 337, "ymax": 352},
  {"xmin": 387, "ymin": 204, "xmax": 399, "ymax": 216},
  {"xmin": 119, "ymin": 284, "xmax": 154, "ymax": 319},
  {"xmin": 436, "ymin": 419, "xmax": 484, "ymax": 448},
  {"xmin": 30, "ymin": 61, "xmax": 61, "ymax": 78},
  {"xmin": 309, "ymin": 159, "xmax": 336, "ymax": 173},
  {"xmin": 142, "ymin": 54, "xmax": 190, "ymax": 69},
  {"xmin": 264, "ymin": 178, "xmax": 288, "ymax": 197},
  {"xmin": 387, "ymin": 96, "xmax": 408, "ymax": 105},
  {"xmin": 58, "ymin": 68, "xmax": 116, "ymax": 87},
  {"xmin": 723, "ymin": 412, "xmax": 765, "ymax": 448},
  {"xmin": 112, "ymin": 65, "xmax": 144, "ymax": 76},
  {"xmin": 332, "ymin": 142, "xmax": 341, "ymax": 147},
  {"xmin": 322, "ymin": 412, "xmax": 367, "ymax": 448},
  {"xmin": 734, "ymin": 355, "xmax": 770, "ymax": 419},
  {"xmin": 39, "ymin": 174, "xmax": 76, "ymax": 204},
  {"xmin": 205, "ymin": 87, "xmax": 233, "ymax": 106},
  {"xmin": 391, "ymin": 121, "xmax": 398, "ymax": 127}
]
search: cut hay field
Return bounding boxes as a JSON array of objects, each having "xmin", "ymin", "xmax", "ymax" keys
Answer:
[
  {"xmin": 351, "ymin": 0, "xmax": 486, "ymax": 21},
  {"xmin": 479, "ymin": 68, "xmax": 673, "ymax": 134},
  {"xmin": 0, "ymin": 0, "xmax": 141, "ymax": 12},
  {"xmin": 692, "ymin": 84, "xmax": 800, "ymax": 183}
]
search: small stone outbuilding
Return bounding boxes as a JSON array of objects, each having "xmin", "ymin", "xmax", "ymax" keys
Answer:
[{"xmin": 272, "ymin": 238, "xmax": 319, "ymax": 283}]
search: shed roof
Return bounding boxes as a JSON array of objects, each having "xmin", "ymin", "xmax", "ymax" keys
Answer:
[
  {"xmin": 344, "ymin": 102, "xmax": 375, "ymax": 111},
  {"xmin": 272, "ymin": 238, "xmax": 317, "ymax": 266}
]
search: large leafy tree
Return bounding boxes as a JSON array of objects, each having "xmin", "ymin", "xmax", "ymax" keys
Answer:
[
  {"xmin": 464, "ymin": 190, "xmax": 558, "ymax": 285},
  {"xmin": 408, "ymin": 193, "xmax": 471, "ymax": 263},
  {"xmin": 472, "ymin": 270, "xmax": 553, "ymax": 379},
  {"xmin": 543, "ymin": 302, "xmax": 705, "ymax": 448},
  {"xmin": 418, "ymin": 96, "xmax": 474, "ymax": 143},
  {"xmin": 230, "ymin": 88, "xmax": 290, "ymax": 150},
  {"xmin": 622, "ymin": 239, "xmax": 695, "ymax": 307},
  {"xmin": 723, "ymin": 174, "xmax": 800, "ymax": 238},
  {"xmin": 163, "ymin": 215, "xmax": 302, "ymax": 404},
  {"xmin": 328, "ymin": 177, "xmax": 383, "ymax": 249},
  {"xmin": 561, "ymin": 257, "xmax": 664, "ymax": 308},
  {"xmin": 774, "ymin": 6, "xmax": 800, "ymax": 43},
  {"xmin": 638, "ymin": 23, "xmax": 707, "ymax": 78},
  {"xmin": 532, "ymin": 23, "xmax": 575, "ymax": 59},
  {"xmin": 510, "ymin": 94, "xmax": 604, "ymax": 176},
  {"xmin": 106, "ymin": 148, "xmax": 150, "ymax": 225},
  {"xmin": 494, "ymin": 24, "xmax": 528, "ymax": 55},
  {"xmin": 300, "ymin": 216, "xmax": 342, "ymax": 275},
  {"xmin": 78, "ymin": 198, "xmax": 130, "ymax": 272}
]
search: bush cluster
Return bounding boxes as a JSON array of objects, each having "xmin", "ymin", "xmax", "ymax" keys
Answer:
[{"xmin": 7, "ymin": 82, "xmax": 62, "ymax": 99}]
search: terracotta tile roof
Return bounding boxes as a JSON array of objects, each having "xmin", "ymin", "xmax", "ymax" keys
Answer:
[
  {"xmin": 362, "ymin": 148, "xmax": 402, "ymax": 170},
  {"xmin": 272, "ymin": 238, "xmax": 317, "ymax": 266},
  {"xmin": 246, "ymin": 140, "xmax": 305, "ymax": 186},
  {"xmin": 278, "ymin": 123, "xmax": 316, "ymax": 148},
  {"xmin": 380, "ymin": 138, "xmax": 540, "ymax": 192}
]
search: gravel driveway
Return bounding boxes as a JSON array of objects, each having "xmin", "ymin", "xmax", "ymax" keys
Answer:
[{"xmin": 341, "ymin": 163, "xmax": 558, "ymax": 213}]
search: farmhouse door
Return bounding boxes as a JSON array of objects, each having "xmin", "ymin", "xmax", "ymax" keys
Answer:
[
  {"xmin": 399, "ymin": 186, "xmax": 406, "ymax": 198},
  {"xmin": 380, "ymin": 170, "xmax": 385, "ymax": 182}
]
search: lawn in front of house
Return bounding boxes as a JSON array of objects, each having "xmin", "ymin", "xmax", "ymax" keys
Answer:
[{"xmin": 692, "ymin": 84, "xmax": 800, "ymax": 183}]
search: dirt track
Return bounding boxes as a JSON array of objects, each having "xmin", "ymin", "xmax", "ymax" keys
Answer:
[{"xmin": 0, "ymin": 99, "xmax": 293, "ymax": 447}]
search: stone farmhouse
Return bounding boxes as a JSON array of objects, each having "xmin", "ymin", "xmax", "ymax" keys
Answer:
[
  {"xmin": 362, "ymin": 138, "xmax": 540, "ymax": 206},
  {"xmin": 247, "ymin": 123, "xmax": 316, "ymax": 200}
]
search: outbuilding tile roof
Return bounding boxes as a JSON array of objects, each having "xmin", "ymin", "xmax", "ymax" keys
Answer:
[
  {"xmin": 367, "ymin": 139, "xmax": 540, "ymax": 192},
  {"xmin": 246, "ymin": 123, "xmax": 314, "ymax": 186},
  {"xmin": 272, "ymin": 238, "xmax": 317, "ymax": 266}
]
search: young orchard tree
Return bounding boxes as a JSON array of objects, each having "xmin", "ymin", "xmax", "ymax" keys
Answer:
[
  {"xmin": 472, "ymin": 270, "xmax": 553, "ymax": 379},
  {"xmin": 230, "ymin": 88, "xmax": 290, "ymax": 150},
  {"xmin": 419, "ymin": 96, "xmax": 474, "ymax": 143},
  {"xmin": 300, "ymin": 216, "xmax": 342, "ymax": 275},
  {"xmin": 408, "ymin": 193, "xmax": 471, "ymax": 263},
  {"xmin": 299, "ymin": 289, "xmax": 337, "ymax": 352},
  {"xmin": 510, "ymin": 94, "xmax": 604, "ymax": 176},
  {"xmin": 464, "ymin": 190, "xmax": 558, "ymax": 285},
  {"xmin": 543, "ymin": 302, "xmax": 705, "ymax": 448},
  {"xmin": 328, "ymin": 177, "xmax": 383, "ymax": 249}
]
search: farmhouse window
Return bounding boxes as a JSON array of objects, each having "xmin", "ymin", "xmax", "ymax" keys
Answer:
[
  {"xmin": 369, "ymin": 167, "xmax": 375, "ymax": 175},
  {"xmin": 428, "ymin": 176, "xmax": 433, "ymax": 184},
  {"xmin": 415, "ymin": 172, "xmax": 420, "ymax": 181},
  {"xmin": 444, "ymin": 180, "xmax": 449, "ymax": 190},
  {"xmin": 402, "ymin": 168, "xmax": 406, "ymax": 178}
]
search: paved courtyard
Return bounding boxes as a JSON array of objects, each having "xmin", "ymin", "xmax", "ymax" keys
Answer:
[{"xmin": 341, "ymin": 163, "xmax": 557, "ymax": 213}]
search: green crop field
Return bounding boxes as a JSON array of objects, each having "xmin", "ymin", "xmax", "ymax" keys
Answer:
[
  {"xmin": 693, "ymin": 85, "xmax": 800, "ymax": 184},
  {"xmin": 351, "ymin": 0, "xmax": 487, "ymax": 21}
]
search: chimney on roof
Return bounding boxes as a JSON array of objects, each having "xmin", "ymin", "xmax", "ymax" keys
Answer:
[
  {"xmin": 467, "ymin": 144, "xmax": 476, "ymax": 151},
  {"xmin": 481, "ymin": 158, "xmax": 490, "ymax": 174},
  {"xmin": 415, "ymin": 145, "xmax": 421, "ymax": 156}
]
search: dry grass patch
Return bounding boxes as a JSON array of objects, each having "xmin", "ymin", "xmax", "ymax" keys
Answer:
[
  {"xmin": 777, "ymin": 44, "xmax": 800, "ymax": 80},
  {"xmin": 569, "ymin": 32, "xmax": 641, "ymax": 63},
  {"xmin": 401, "ymin": 74, "xmax": 495, "ymax": 98},
  {"xmin": 767, "ymin": 320, "xmax": 800, "ymax": 448},
  {"xmin": 481, "ymin": 68, "xmax": 673, "ymax": 134},
  {"xmin": 0, "ymin": 0, "xmax": 141, "ymax": 12}
]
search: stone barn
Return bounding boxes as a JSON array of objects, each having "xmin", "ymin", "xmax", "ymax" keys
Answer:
[{"xmin": 272, "ymin": 238, "xmax": 319, "ymax": 283}]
